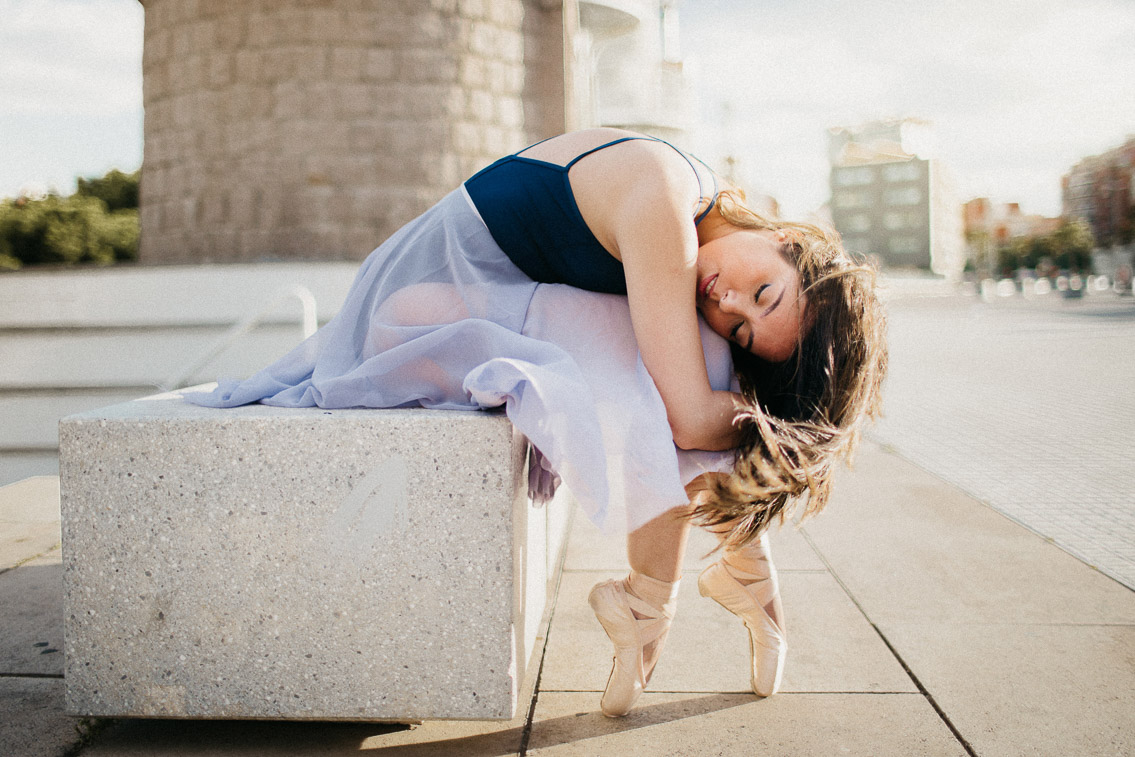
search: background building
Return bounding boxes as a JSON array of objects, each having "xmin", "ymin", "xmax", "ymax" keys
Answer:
[
  {"xmin": 962, "ymin": 198, "xmax": 1061, "ymax": 277},
  {"xmin": 1062, "ymin": 136, "xmax": 1135, "ymax": 247},
  {"xmin": 572, "ymin": 0, "xmax": 692, "ymax": 141},
  {"xmin": 828, "ymin": 118, "xmax": 964, "ymax": 278},
  {"xmin": 963, "ymin": 199, "xmax": 1060, "ymax": 245},
  {"xmin": 136, "ymin": 0, "xmax": 694, "ymax": 265}
]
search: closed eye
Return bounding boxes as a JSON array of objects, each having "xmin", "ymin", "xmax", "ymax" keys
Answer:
[{"xmin": 755, "ymin": 284, "xmax": 770, "ymax": 304}]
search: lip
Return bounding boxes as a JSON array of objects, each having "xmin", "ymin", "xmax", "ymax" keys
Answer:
[{"xmin": 698, "ymin": 273, "xmax": 718, "ymax": 301}]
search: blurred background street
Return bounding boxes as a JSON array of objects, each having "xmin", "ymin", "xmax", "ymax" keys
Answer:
[{"xmin": 877, "ymin": 281, "xmax": 1135, "ymax": 590}]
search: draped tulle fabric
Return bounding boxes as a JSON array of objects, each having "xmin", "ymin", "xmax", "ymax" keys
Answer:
[{"xmin": 185, "ymin": 188, "xmax": 735, "ymax": 532}]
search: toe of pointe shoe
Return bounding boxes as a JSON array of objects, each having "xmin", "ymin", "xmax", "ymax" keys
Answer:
[
  {"xmin": 751, "ymin": 639, "xmax": 787, "ymax": 697},
  {"xmin": 588, "ymin": 580, "xmax": 643, "ymax": 717},
  {"xmin": 698, "ymin": 563, "xmax": 787, "ymax": 698},
  {"xmin": 599, "ymin": 671, "xmax": 639, "ymax": 718}
]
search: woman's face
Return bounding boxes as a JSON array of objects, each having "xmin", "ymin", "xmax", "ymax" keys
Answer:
[{"xmin": 696, "ymin": 229, "xmax": 808, "ymax": 362}]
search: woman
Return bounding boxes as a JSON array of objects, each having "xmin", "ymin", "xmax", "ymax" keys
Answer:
[{"xmin": 190, "ymin": 128, "xmax": 887, "ymax": 717}]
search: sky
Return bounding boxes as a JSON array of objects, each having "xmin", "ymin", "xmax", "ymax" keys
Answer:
[
  {"xmin": 681, "ymin": 0, "xmax": 1135, "ymax": 218},
  {"xmin": 0, "ymin": 0, "xmax": 143, "ymax": 198},
  {"xmin": 0, "ymin": 0, "xmax": 1132, "ymax": 219}
]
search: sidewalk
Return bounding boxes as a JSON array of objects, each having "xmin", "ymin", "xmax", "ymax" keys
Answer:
[{"xmin": 2, "ymin": 441, "xmax": 1133, "ymax": 756}]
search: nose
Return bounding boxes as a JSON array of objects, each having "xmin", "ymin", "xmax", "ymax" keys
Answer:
[{"xmin": 717, "ymin": 288, "xmax": 742, "ymax": 315}]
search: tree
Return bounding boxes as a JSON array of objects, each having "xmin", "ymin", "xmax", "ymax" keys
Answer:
[
  {"xmin": 1050, "ymin": 219, "xmax": 1095, "ymax": 272},
  {"xmin": 75, "ymin": 168, "xmax": 139, "ymax": 212},
  {"xmin": 993, "ymin": 219, "xmax": 1096, "ymax": 277},
  {"xmin": 0, "ymin": 170, "xmax": 140, "ymax": 270}
]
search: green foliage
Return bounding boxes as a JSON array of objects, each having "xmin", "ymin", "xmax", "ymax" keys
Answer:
[
  {"xmin": 0, "ymin": 168, "xmax": 140, "ymax": 270},
  {"xmin": 1049, "ymin": 219, "xmax": 1095, "ymax": 271},
  {"xmin": 995, "ymin": 219, "xmax": 1096, "ymax": 275},
  {"xmin": 76, "ymin": 168, "xmax": 139, "ymax": 212}
]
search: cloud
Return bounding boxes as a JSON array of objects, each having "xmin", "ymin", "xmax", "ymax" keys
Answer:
[
  {"xmin": 681, "ymin": 0, "xmax": 1135, "ymax": 216},
  {"xmin": 0, "ymin": 0, "xmax": 143, "ymax": 116},
  {"xmin": 0, "ymin": 0, "xmax": 143, "ymax": 196}
]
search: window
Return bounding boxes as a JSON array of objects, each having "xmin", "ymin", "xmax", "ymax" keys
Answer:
[
  {"xmin": 884, "ymin": 187, "xmax": 922, "ymax": 205},
  {"xmin": 844, "ymin": 213, "xmax": 871, "ymax": 232},
  {"xmin": 834, "ymin": 191, "xmax": 868, "ymax": 208},
  {"xmin": 888, "ymin": 235, "xmax": 923, "ymax": 254},
  {"xmin": 834, "ymin": 167, "xmax": 874, "ymax": 186},
  {"xmin": 883, "ymin": 210, "xmax": 919, "ymax": 229},
  {"xmin": 882, "ymin": 162, "xmax": 921, "ymax": 182}
]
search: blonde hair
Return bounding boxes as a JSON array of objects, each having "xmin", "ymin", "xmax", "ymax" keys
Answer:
[{"xmin": 691, "ymin": 189, "xmax": 889, "ymax": 550}]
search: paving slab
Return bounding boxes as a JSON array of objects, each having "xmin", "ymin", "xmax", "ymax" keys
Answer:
[
  {"xmin": 541, "ymin": 570, "xmax": 914, "ymax": 695},
  {"xmin": 0, "ymin": 677, "xmax": 83, "ymax": 757},
  {"xmin": 805, "ymin": 443, "xmax": 1135, "ymax": 625},
  {"xmin": 875, "ymin": 294, "xmax": 1135, "ymax": 590},
  {"xmin": 525, "ymin": 692, "xmax": 968, "ymax": 756},
  {"xmin": 0, "ymin": 476, "xmax": 60, "ymax": 570},
  {"xmin": 0, "ymin": 549, "xmax": 64, "ymax": 676},
  {"xmin": 563, "ymin": 515, "xmax": 825, "ymax": 573},
  {"xmin": 880, "ymin": 622, "xmax": 1135, "ymax": 757}
]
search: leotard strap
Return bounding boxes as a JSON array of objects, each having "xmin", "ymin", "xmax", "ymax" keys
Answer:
[{"xmin": 519, "ymin": 135, "xmax": 719, "ymax": 226}]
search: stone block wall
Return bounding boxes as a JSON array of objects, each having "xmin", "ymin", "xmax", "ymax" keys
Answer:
[{"xmin": 138, "ymin": 0, "xmax": 566, "ymax": 264}]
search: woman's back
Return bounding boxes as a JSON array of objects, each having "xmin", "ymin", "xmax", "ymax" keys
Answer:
[{"xmin": 503, "ymin": 128, "xmax": 716, "ymax": 264}]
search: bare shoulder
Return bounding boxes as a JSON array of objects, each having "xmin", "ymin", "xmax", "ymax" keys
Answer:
[{"xmin": 565, "ymin": 135, "xmax": 703, "ymax": 261}]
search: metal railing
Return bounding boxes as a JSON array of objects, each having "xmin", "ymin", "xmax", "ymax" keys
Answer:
[{"xmin": 161, "ymin": 285, "xmax": 318, "ymax": 391}]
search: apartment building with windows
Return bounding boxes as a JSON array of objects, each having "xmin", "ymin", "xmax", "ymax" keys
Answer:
[
  {"xmin": 1062, "ymin": 137, "xmax": 1135, "ymax": 246},
  {"xmin": 828, "ymin": 119, "xmax": 964, "ymax": 277}
]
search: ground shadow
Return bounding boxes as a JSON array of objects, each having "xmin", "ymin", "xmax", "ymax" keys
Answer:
[{"xmin": 81, "ymin": 693, "xmax": 754, "ymax": 755}]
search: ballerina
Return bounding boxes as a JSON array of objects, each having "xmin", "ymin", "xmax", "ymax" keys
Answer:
[{"xmin": 189, "ymin": 127, "xmax": 888, "ymax": 716}]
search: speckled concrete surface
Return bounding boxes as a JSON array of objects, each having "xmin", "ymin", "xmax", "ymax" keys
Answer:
[{"xmin": 58, "ymin": 394, "xmax": 543, "ymax": 721}]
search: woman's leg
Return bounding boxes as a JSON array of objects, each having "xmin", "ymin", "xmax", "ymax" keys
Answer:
[
  {"xmin": 626, "ymin": 503, "xmax": 693, "ymax": 581},
  {"xmin": 682, "ymin": 473, "xmax": 786, "ymax": 696},
  {"xmin": 698, "ymin": 529, "xmax": 787, "ymax": 697},
  {"xmin": 588, "ymin": 504, "xmax": 692, "ymax": 717}
]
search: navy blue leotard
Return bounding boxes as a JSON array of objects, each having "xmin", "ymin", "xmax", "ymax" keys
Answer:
[{"xmin": 463, "ymin": 135, "xmax": 717, "ymax": 295}]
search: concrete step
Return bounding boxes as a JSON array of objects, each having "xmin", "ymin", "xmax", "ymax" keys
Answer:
[
  {"xmin": 0, "ymin": 389, "xmax": 148, "ymax": 448},
  {"xmin": 0, "ymin": 452, "xmax": 58, "ymax": 488},
  {"xmin": 0, "ymin": 263, "xmax": 357, "ymax": 329},
  {"xmin": 0, "ymin": 325, "xmax": 306, "ymax": 389}
]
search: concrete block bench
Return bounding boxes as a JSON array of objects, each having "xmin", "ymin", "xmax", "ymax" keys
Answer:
[{"xmin": 58, "ymin": 391, "xmax": 572, "ymax": 721}]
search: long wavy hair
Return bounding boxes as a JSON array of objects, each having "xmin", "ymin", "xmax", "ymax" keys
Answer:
[{"xmin": 691, "ymin": 189, "xmax": 889, "ymax": 551}]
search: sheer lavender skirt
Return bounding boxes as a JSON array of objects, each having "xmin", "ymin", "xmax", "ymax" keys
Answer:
[{"xmin": 186, "ymin": 187, "xmax": 735, "ymax": 533}]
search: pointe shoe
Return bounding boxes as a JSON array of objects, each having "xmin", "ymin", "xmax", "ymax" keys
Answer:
[
  {"xmin": 588, "ymin": 578, "xmax": 674, "ymax": 717},
  {"xmin": 698, "ymin": 546, "xmax": 787, "ymax": 697}
]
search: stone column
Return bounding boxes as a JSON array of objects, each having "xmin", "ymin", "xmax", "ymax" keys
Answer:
[{"xmin": 138, "ymin": 0, "xmax": 566, "ymax": 264}]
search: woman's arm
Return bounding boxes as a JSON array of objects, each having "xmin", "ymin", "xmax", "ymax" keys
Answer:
[{"xmin": 603, "ymin": 153, "xmax": 743, "ymax": 451}]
